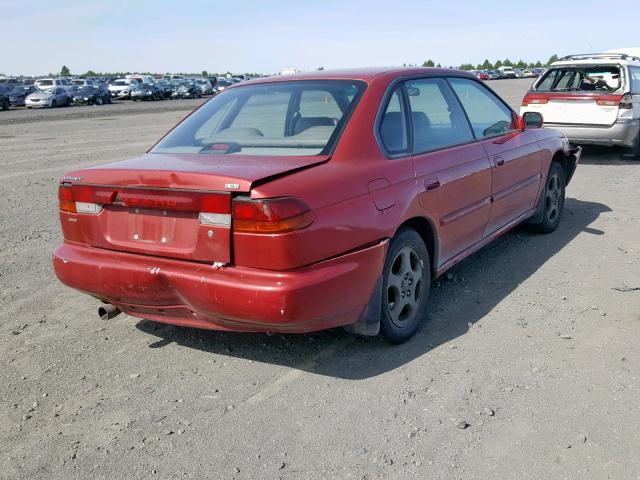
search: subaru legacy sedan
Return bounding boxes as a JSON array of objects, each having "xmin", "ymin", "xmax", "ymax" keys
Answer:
[{"xmin": 53, "ymin": 68, "xmax": 580, "ymax": 343}]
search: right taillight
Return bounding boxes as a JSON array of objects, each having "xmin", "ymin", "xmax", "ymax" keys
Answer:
[
  {"xmin": 619, "ymin": 93, "xmax": 633, "ymax": 109},
  {"xmin": 232, "ymin": 197, "xmax": 313, "ymax": 234}
]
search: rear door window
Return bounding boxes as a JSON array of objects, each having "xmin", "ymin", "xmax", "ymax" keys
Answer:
[
  {"xmin": 448, "ymin": 77, "xmax": 515, "ymax": 138},
  {"xmin": 379, "ymin": 86, "xmax": 409, "ymax": 155},
  {"xmin": 405, "ymin": 78, "xmax": 474, "ymax": 153}
]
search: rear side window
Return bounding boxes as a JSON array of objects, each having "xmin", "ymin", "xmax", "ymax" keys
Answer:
[
  {"xmin": 379, "ymin": 86, "xmax": 409, "ymax": 155},
  {"xmin": 629, "ymin": 67, "xmax": 640, "ymax": 94},
  {"xmin": 448, "ymin": 78, "xmax": 514, "ymax": 138},
  {"xmin": 406, "ymin": 78, "xmax": 474, "ymax": 153}
]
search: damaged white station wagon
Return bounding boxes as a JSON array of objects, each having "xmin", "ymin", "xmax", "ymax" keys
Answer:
[{"xmin": 521, "ymin": 52, "xmax": 640, "ymax": 157}]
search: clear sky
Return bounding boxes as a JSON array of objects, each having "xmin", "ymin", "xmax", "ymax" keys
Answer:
[{"xmin": 2, "ymin": 0, "xmax": 639, "ymax": 76}]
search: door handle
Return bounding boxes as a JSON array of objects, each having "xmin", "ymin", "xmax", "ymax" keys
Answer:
[
  {"xmin": 424, "ymin": 179, "xmax": 441, "ymax": 191},
  {"xmin": 494, "ymin": 156, "xmax": 505, "ymax": 167}
]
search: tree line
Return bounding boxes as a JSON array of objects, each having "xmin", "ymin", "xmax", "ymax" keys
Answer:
[{"xmin": 422, "ymin": 54, "xmax": 560, "ymax": 70}]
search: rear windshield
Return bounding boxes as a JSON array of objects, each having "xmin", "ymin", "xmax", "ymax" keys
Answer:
[
  {"xmin": 37, "ymin": 80, "xmax": 54, "ymax": 86},
  {"xmin": 534, "ymin": 66, "xmax": 622, "ymax": 92},
  {"xmin": 152, "ymin": 80, "xmax": 365, "ymax": 156}
]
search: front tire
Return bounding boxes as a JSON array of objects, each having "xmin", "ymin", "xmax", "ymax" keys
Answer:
[
  {"xmin": 51, "ymin": 100, "xmax": 57, "ymax": 108},
  {"xmin": 380, "ymin": 228, "xmax": 431, "ymax": 343},
  {"xmin": 529, "ymin": 162, "xmax": 565, "ymax": 234},
  {"xmin": 1, "ymin": 99, "xmax": 9, "ymax": 110}
]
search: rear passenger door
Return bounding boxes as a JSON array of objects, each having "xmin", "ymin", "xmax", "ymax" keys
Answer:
[
  {"xmin": 448, "ymin": 77, "xmax": 542, "ymax": 236},
  {"xmin": 407, "ymin": 77, "xmax": 492, "ymax": 265}
]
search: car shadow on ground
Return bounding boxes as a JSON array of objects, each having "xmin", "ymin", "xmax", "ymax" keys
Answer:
[{"xmin": 136, "ymin": 197, "xmax": 611, "ymax": 380}]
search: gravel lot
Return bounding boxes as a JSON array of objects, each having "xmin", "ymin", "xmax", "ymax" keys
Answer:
[{"xmin": 1, "ymin": 79, "xmax": 639, "ymax": 480}]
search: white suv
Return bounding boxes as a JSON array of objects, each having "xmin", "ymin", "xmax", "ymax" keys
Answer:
[{"xmin": 521, "ymin": 53, "xmax": 640, "ymax": 157}]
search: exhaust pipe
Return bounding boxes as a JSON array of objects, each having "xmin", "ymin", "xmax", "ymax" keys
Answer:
[{"xmin": 98, "ymin": 304, "xmax": 121, "ymax": 321}]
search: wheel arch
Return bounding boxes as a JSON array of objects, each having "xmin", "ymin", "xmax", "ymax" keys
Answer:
[
  {"xmin": 396, "ymin": 216, "xmax": 439, "ymax": 277},
  {"xmin": 550, "ymin": 145, "xmax": 579, "ymax": 186}
]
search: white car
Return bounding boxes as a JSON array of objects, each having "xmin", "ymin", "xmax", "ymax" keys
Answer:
[
  {"xmin": 521, "ymin": 52, "xmax": 640, "ymax": 157},
  {"xmin": 497, "ymin": 66, "xmax": 517, "ymax": 79},
  {"xmin": 108, "ymin": 78, "xmax": 138, "ymax": 99},
  {"xmin": 70, "ymin": 79, "xmax": 95, "ymax": 87},
  {"xmin": 34, "ymin": 78, "xmax": 66, "ymax": 91},
  {"xmin": 25, "ymin": 87, "xmax": 71, "ymax": 108}
]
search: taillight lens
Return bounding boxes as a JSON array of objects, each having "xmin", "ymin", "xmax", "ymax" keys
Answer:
[
  {"xmin": 232, "ymin": 197, "xmax": 313, "ymax": 233},
  {"xmin": 619, "ymin": 93, "xmax": 632, "ymax": 109},
  {"xmin": 596, "ymin": 98, "xmax": 619, "ymax": 106},
  {"xmin": 522, "ymin": 94, "xmax": 549, "ymax": 106},
  {"xmin": 58, "ymin": 184, "xmax": 76, "ymax": 213},
  {"xmin": 58, "ymin": 184, "xmax": 104, "ymax": 214}
]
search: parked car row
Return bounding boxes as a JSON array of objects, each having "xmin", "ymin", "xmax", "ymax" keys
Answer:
[
  {"xmin": 470, "ymin": 67, "xmax": 545, "ymax": 81},
  {"xmin": 0, "ymin": 74, "xmax": 248, "ymax": 110}
]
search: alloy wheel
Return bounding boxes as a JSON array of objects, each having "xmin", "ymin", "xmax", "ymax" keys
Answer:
[
  {"xmin": 545, "ymin": 172, "xmax": 563, "ymax": 223},
  {"xmin": 386, "ymin": 245, "xmax": 424, "ymax": 328}
]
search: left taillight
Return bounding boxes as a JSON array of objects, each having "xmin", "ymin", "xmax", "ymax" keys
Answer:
[
  {"xmin": 58, "ymin": 184, "xmax": 103, "ymax": 214},
  {"xmin": 232, "ymin": 197, "xmax": 313, "ymax": 234},
  {"xmin": 58, "ymin": 184, "xmax": 76, "ymax": 213}
]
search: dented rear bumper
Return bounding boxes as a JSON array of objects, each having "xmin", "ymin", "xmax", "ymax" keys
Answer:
[{"xmin": 52, "ymin": 240, "xmax": 387, "ymax": 333}]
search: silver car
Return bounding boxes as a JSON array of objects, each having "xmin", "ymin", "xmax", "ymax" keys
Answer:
[
  {"xmin": 25, "ymin": 87, "xmax": 71, "ymax": 108},
  {"xmin": 195, "ymin": 78, "xmax": 213, "ymax": 95}
]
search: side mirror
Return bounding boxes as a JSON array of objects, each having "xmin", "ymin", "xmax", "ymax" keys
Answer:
[{"xmin": 522, "ymin": 111, "xmax": 543, "ymax": 129}]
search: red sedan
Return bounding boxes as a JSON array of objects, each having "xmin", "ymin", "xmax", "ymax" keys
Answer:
[{"xmin": 53, "ymin": 68, "xmax": 580, "ymax": 343}]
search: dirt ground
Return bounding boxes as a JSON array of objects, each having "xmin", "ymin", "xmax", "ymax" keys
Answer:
[{"xmin": 1, "ymin": 79, "xmax": 639, "ymax": 479}]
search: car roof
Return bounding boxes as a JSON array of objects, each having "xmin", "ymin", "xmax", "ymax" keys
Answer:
[
  {"xmin": 237, "ymin": 67, "xmax": 474, "ymax": 86},
  {"xmin": 551, "ymin": 53, "xmax": 640, "ymax": 67}
]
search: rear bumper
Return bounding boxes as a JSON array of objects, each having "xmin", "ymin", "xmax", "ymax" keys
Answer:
[
  {"xmin": 53, "ymin": 240, "xmax": 387, "ymax": 333},
  {"xmin": 544, "ymin": 120, "xmax": 640, "ymax": 148}
]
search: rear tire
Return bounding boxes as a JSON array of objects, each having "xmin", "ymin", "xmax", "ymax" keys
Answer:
[
  {"xmin": 1, "ymin": 99, "xmax": 9, "ymax": 110},
  {"xmin": 96, "ymin": 97, "xmax": 103, "ymax": 105},
  {"xmin": 380, "ymin": 228, "xmax": 431, "ymax": 343},
  {"xmin": 622, "ymin": 128, "xmax": 640, "ymax": 159},
  {"xmin": 51, "ymin": 100, "xmax": 57, "ymax": 108},
  {"xmin": 529, "ymin": 162, "xmax": 565, "ymax": 234}
]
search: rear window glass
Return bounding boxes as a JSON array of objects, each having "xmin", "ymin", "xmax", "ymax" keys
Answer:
[
  {"xmin": 153, "ymin": 80, "xmax": 365, "ymax": 156},
  {"xmin": 37, "ymin": 80, "xmax": 53, "ymax": 86},
  {"xmin": 535, "ymin": 66, "xmax": 622, "ymax": 92}
]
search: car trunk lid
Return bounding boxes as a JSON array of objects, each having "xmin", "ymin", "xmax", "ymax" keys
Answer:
[{"xmin": 60, "ymin": 153, "xmax": 328, "ymax": 263}]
